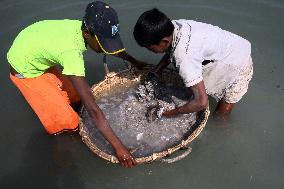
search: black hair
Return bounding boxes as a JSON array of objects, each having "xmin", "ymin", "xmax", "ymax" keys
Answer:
[{"xmin": 133, "ymin": 8, "xmax": 174, "ymax": 47}]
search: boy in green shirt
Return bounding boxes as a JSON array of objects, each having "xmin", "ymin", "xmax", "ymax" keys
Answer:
[{"xmin": 7, "ymin": 1, "xmax": 144, "ymax": 168}]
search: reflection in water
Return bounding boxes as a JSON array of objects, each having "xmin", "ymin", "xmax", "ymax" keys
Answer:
[{"xmin": 0, "ymin": 132, "xmax": 84, "ymax": 188}]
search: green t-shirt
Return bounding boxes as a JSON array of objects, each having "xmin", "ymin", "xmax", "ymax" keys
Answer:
[{"xmin": 7, "ymin": 19, "xmax": 87, "ymax": 78}]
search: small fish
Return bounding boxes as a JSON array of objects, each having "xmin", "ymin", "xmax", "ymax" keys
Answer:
[{"xmin": 145, "ymin": 103, "xmax": 160, "ymax": 123}]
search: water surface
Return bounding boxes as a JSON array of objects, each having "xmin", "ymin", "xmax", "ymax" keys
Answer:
[{"xmin": 0, "ymin": 0, "xmax": 283, "ymax": 188}]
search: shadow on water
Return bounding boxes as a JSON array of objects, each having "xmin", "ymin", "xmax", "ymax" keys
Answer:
[{"xmin": 0, "ymin": 132, "xmax": 85, "ymax": 189}]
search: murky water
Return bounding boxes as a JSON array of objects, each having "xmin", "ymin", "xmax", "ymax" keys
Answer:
[
  {"xmin": 80, "ymin": 80, "xmax": 198, "ymax": 157},
  {"xmin": 0, "ymin": 0, "xmax": 283, "ymax": 188}
]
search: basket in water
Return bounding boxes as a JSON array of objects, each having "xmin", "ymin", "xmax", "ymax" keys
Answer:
[{"xmin": 79, "ymin": 68, "xmax": 210, "ymax": 164}]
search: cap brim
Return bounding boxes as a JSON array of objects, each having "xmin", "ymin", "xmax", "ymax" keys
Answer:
[{"xmin": 95, "ymin": 34, "xmax": 125, "ymax": 55}]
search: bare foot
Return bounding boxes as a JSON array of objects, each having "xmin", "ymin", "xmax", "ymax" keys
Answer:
[{"xmin": 212, "ymin": 112, "xmax": 231, "ymax": 128}]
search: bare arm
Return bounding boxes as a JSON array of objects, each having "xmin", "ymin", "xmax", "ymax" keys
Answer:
[
  {"xmin": 114, "ymin": 51, "xmax": 149, "ymax": 69},
  {"xmin": 69, "ymin": 76, "xmax": 136, "ymax": 167},
  {"xmin": 154, "ymin": 53, "xmax": 171, "ymax": 74},
  {"xmin": 163, "ymin": 81, "xmax": 208, "ymax": 117}
]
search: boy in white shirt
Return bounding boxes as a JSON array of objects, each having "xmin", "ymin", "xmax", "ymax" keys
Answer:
[{"xmin": 133, "ymin": 8, "xmax": 253, "ymax": 118}]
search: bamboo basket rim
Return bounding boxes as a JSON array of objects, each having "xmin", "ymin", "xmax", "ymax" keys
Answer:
[{"xmin": 79, "ymin": 68, "xmax": 210, "ymax": 164}]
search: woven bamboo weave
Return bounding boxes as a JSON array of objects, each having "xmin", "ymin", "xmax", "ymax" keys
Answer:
[{"xmin": 79, "ymin": 68, "xmax": 210, "ymax": 163}]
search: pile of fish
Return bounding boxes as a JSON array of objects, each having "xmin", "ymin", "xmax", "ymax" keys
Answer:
[{"xmin": 136, "ymin": 75, "xmax": 181, "ymax": 122}]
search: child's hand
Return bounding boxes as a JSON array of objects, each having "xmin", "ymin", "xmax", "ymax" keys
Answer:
[
  {"xmin": 115, "ymin": 146, "xmax": 137, "ymax": 168},
  {"xmin": 146, "ymin": 105, "xmax": 164, "ymax": 122},
  {"xmin": 145, "ymin": 71, "xmax": 158, "ymax": 80}
]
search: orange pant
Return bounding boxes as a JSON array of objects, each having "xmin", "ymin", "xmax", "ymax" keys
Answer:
[{"xmin": 10, "ymin": 66, "xmax": 81, "ymax": 135}]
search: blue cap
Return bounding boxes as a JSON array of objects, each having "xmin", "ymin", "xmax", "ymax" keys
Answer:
[{"xmin": 84, "ymin": 1, "xmax": 125, "ymax": 54}]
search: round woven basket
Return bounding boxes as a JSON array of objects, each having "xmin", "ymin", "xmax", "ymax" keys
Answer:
[{"xmin": 79, "ymin": 68, "xmax": 210, "ymax": 164}]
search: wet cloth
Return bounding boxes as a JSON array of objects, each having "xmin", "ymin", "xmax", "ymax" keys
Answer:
[
  {"xmin": 10, "ymin": 66, "xmax": 81, "ymax": 135},
  {"xmin": 7, "ymin": 20, "xmax": 87, "ymax": 78},
  {"xmin": 170, "ymin": 19, "xmax": 253, "ymax": 103},
  {"xmin": 222, "ymin": 57, "xmax": 253, "ymax": 103}
]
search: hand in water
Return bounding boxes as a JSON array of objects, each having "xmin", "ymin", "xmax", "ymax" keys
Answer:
[
  {"xmin": 115, "ymin": 147, "xmax": 137, "ymax": 168},
  {"xmin": 146, "ymin": 105, "xmax": 164, "ymax": 122},
  {"xmin": 145, "ymin": 71, "xmax": 159, "ymax": 82}
]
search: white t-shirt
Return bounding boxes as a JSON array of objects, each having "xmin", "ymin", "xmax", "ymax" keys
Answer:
[{"xmin": 170, "ymin": 19, "xmax": 252, "ymax": 101}]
